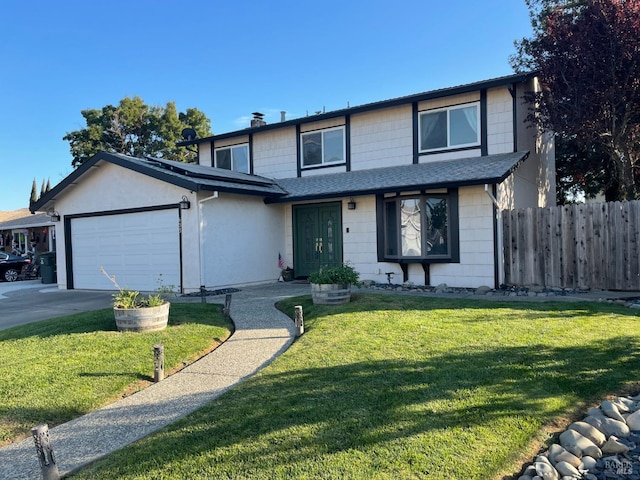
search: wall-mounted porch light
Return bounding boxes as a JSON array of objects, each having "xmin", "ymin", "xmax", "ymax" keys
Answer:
[
  {"xmin": 347, "ymin": 197, "xmax": 357, "ymax": 210},
  {"xmin": 179, "ymin": 195, "xmax": 191, "ymax": 210},
  {"xmin": 49, "ymin": 211, "xmax": 61, "ymax": 222}
]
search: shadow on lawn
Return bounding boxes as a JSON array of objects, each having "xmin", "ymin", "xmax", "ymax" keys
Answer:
[{"xmin": 81, "ymin": 335, "xmax": 640, "ymax": 477}]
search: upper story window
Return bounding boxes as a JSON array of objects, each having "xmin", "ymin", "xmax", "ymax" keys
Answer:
[
  {"xmin": 215, "ymin": 144, "xmax": 249, "ymax": 173},
  {"xmin": 419, "ymin": 102, "xmax": 480, "ymax": 152},
  {"xmin": 301, "ymin": 126, "xmax": 345, "ymax": 168}
]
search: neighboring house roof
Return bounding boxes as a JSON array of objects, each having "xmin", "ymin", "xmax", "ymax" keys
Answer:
[
  {"xmin": 0, "ymin": 213, "xmax": 54, "ymax": 230},
  {"xmin": 268, "ymin": 151, "xmax": 530, "ymax": 203},
  {"xmin": 177, "ymin": 72, "xmax": 537, "ymax": 146},
  {"xmin": 31, "ymin": 151, "xmax": 288, "ymax": 212}
]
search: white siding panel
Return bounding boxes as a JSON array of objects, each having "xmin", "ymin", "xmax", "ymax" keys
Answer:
[
  {"xmin": 198, "ymin": 142, "xmax": 212, "ymax": 166},
  {"xmin": 350, "ymin": 106, "xmax": 413, "ymax": 170},
  {"xmin": 252, "ymin": 127, "xmax": 297, "ymax": 178}
]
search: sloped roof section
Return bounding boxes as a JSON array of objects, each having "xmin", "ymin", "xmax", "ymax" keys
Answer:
[
  {"xmin": 0, "ymin": 213, "xmax": 53, "ymax": 230},
  {"xmin": 268, "ymin": 151, "xmax": 529, "ymax": 203},
  {"xmin": 31, "ymin": 151, "xmax": 288, "ymax": 212}
]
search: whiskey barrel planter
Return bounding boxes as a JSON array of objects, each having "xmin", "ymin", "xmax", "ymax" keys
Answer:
[
  {"xmin": 311, "ymin": 283, "xmax": 352, "ymax": 305},
  {"xmin": 114, "ymin": 302, "xmax": 170, "ymax": 332}
]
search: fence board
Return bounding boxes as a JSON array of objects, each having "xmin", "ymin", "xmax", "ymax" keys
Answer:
[{"xmin": 503, "ymin": 200, "xmax": 640, "ymax": 291}]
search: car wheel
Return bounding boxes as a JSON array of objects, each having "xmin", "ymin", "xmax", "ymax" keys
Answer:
[{"xmin": 4, "ymin": 268, "xmax": 19, "ymax": 282}]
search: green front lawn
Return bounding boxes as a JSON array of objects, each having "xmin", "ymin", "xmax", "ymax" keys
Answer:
[
  {"xmin": 0, "ymin": 303, "xmax": 233, "ymax": 446},
  {"xmin": 71, "ymin": 294, "xmax": 640, "ymax": 479}
]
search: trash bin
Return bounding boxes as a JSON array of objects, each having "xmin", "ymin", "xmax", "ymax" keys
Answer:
[{"xmin": 40, "ymin": 252, "xmax": 57, "ymax": 284}]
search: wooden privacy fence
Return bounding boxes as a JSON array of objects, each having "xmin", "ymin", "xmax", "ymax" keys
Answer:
[{"xmin": 503, "ymin": 201, "xmax": 640, "ymax": 291}]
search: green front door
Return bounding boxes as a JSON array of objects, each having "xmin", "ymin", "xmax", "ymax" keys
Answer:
[{"xmin": 293, "ymin": 203, "xmax": 343, "ymax": 277}]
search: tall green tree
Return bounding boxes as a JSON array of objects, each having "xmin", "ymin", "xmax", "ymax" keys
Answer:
[
  {"xmin": 29, "ymin": 179, "xmax": 38, "ymax": 207},
  {"xmin": 63, "ymin": 96, "xmax": 212, "ymax": 168},
  {"xmin": 512, "ymin": 0, "xmax": 640, "ymax": 201}
]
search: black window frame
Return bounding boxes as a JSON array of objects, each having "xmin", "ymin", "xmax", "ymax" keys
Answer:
[
  {"xmin": 300, "ymin": 126, "xmax": 346, "ymax": 169},
  {"xmin": 376, "ymin": 189, "xmax": 460, "ymax": 264}
]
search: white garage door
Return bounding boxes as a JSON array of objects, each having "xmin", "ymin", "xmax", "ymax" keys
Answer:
[{"xmin": 71, "ymin": 209, "xmax": 180, "ymax": 291}]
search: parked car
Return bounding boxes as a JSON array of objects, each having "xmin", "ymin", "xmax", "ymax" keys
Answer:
[{"xmin": 0, "ymin": 252, "xmax": 30, "ymax": 282}]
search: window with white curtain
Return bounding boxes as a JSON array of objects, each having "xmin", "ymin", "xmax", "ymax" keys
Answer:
[
  {"xmin": 419, "ymin": 102, "xmax": 480, "ymax": 152},
  {"xmin": 301, "ymin": 126, "xmax": 345, "ymax": 167}
]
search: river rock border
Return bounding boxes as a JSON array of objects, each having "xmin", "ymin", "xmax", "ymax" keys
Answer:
[
  {"xmin": 361, "ymin": 282, "xmax": 640, "ymax": 308},
  {"xmin": 516, "ymin": 394, "xmax": 640, "ymax": 480}
]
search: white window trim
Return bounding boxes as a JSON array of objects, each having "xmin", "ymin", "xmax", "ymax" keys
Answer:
[
  {"xmin": 300, "ymin": 126, "xmax": 346, "ymax": 168},
  {"xmin": 419, "ymin": 102, "xmax": 481, "ymax": 153},
  {"xmin": 214, "ymin": 143, "xmax": 249, "ymax": 173}
]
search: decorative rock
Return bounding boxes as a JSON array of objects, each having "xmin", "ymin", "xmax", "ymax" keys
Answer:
[
  {"xmin": 555, "ymin": 461, "xmax": 581, "ymax": 477},
  {"xmin": 559, "ymin": 429, "xmax": 603, "ymax": 458},
  {"xmin": 601, "ymin": 435, "xmax": 631, "ymax": 454},
  {"xmin": 601, "ymin": 418, "xmax": 631, "ymax": 438},
  {"xmin": 613, "ymin": 396, "xmax": 635, "ymax": 413},
  {"xmin": 601, "ymin": 400, "xmax": 626, "ymax": 422},
  {"xmin": 548, "ymin": 444, "xmax": 567, "ymax": 463},
  {"xmin": 536, "ymin": 455, "xmax": 553, "ymax": 466},
  {"xmin": 534, "ymin": 461, "xmax": 560, "ymax": 480},
  {"xmin": 569, "ymin": 421, "xmax": 606, "ymax": 446},
  {"xmin": 554, "ymin": 450, "xmax": 582, "ymax": 468},
  {"xmin": 587, "ymin": 407, "xmax": 607, "ymax": 419},
  {"xmin": 625, "ymin": 408, "xmax": 640, "ymax": 431},
  {"xmin": 518, "ymin": 476, "xmax": 534, "ymax": 480},
  {"xmin": 580, "ymin": 455, "xmax": 597, "ymax": 470},
  {"xmin": 475, "ymin": 285, "xmax": 492, "ymax": 295}
]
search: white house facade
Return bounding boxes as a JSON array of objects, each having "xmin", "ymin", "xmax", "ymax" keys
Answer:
[{"xmin": 32, "ymin": 72, "xmax": 555, "ymax": 292}]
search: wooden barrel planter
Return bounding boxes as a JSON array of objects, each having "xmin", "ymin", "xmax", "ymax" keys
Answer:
[
  {"xmin": 311, "ymin": 283, "xmax": 352, "ymax": 305},
  {"xmin": 114, "ymin": 302, "xmax": 170, "ymax": 332}
]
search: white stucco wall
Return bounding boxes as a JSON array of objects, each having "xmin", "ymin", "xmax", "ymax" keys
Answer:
[
  {"xmin": 51, "ymin": 161, "xmax": 201, "ymax": 292},
  {"xmin": 199, "ymin": 192, "xmax": 285, "ymax": 288}
]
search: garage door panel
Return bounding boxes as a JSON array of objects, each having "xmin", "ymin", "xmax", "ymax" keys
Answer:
[{"xmin": 71, "ymin": 210, "xmax": 180, "ymax": 291}]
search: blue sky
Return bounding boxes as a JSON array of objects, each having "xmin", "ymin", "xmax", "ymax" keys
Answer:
[{"xmin": 0, "ymin": 0, "xmax": 532, "ymax": 212}]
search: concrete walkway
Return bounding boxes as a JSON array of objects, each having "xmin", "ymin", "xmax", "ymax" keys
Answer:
[{"xmin": 0, "ymin": 282, "xmax": 309, "ymax": 479}]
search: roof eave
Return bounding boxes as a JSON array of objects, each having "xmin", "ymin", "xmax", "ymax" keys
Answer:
[{"xmin": 181, "ymin": 72, "xmax": 537, "ymax": 146}]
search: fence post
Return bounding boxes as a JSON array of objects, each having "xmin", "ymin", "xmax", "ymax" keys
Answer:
[
  {"xmin": 294, "ymin": 305, "xmax": 304, "ymax": 337},
  {"xmin": 154, "ymin": 344, "xmax": 164, "ymax": 382},
  {"xmin": 31, "ymin": 424, "xmax": 59, "ymax": 480}
]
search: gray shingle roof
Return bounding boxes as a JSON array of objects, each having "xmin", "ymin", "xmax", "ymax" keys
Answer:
[
  {"xmin": 32, "ymin": 150, "xmax": 528, "ymax": 212},
  {"xmin": 269, "ymin": 151, "xmax": 529, "ymax": 203}
]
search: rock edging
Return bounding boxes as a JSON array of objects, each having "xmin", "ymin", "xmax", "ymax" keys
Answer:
[{"xmin": 518, "ymin": 394, "xmax": 640, "ymax": 480}]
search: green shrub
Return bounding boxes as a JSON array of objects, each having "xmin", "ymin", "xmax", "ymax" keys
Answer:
[{"xmin": 308, "ymin": 263, "xmax": 360, "ymax": 285}]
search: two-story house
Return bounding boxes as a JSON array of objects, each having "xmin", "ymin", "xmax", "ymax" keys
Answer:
[{"xmin": 32, "ymin": 72, "xmax": 555, "ymax": 293}]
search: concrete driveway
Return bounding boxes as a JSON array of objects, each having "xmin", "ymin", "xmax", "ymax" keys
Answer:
[{"xmin": 0, "ymin": 280, "xmax": 113, "ymax": 330}]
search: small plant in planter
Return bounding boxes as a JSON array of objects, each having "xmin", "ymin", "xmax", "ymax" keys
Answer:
[
  {"xmin": 100, "ymin": 267, "xmax": 171, "ymax": 332},
  {"xmin": 308, "ymin": 263, "xmax": 360, "ymax": 305}
]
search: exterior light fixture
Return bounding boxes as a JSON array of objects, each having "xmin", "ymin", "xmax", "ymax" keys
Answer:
[
  {"xmin": 179, "ymin": 195, "xmax": 191, "ymax": 210},
  {"xmin": 49, "ymin": 211, "xmax": 61, "ymax": 222},
  {"xmin": 347, "ymin": 198, "xmax": 356, "ymax": 210}
]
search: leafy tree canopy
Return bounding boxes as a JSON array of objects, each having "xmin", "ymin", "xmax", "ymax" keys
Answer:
[
  {"xmin": 63, "ymin": 97, "xmax": 212, "ymax": 168},
  {"xmin": 512, "ymin": 0, "xmax": 640, "ymax": 201}
]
